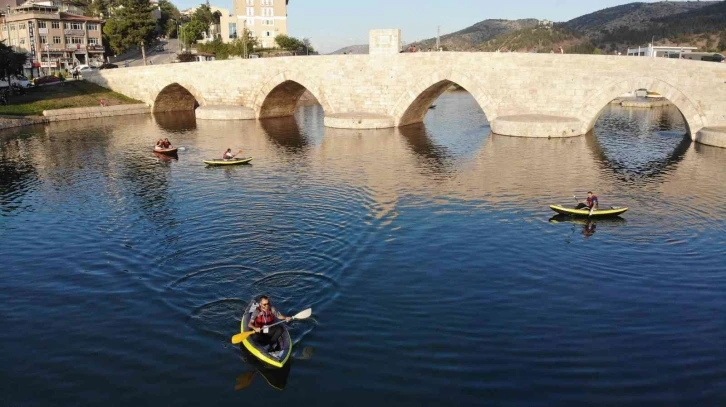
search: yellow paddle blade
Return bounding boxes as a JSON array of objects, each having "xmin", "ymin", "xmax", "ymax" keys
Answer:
[{"xmin": 231, "ymin": 330, "xmax": 255, "ymax": 345}]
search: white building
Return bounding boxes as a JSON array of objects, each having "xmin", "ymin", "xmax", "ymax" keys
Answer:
[{"xmin": 626, "ymin": 44, "xmax": 698, "ymax": 58}]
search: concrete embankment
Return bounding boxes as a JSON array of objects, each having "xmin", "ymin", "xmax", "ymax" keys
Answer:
[{"xmin": 0, "ymin": 104, "xmax": 150, "ymax": 132}]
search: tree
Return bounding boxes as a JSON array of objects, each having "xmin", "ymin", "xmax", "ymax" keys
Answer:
[
  {"xmin": 104, "ymin": 0, "xmax": 157, "ymax": 65},
  {"xmin": 192, "ymin": 3, "xmax": 213, "ymax": 35},
  {"xmin": 157, "ymin": 0, "xmax": 181, "ymax": 38},
  {"xmin": 180, "ymin": 19, "xmax": 208, "ymax": 47},
  {"xmin": 0, "ymin": 42, "xmax": 27, "ymax": 90},
  {"xmin": 274, "ymin": 34, "xmax": 302, "ymax": 50}
]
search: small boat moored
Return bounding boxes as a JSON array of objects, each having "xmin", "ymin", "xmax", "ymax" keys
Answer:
[
  {"xmin": 240, "ymin": 300, "xmax": 292, "ymax": 368},
  {"xmin": 203, "ymin": 157, "xmax": 253, "ymax": 166},
  {"xmin": 549, "ymin": 204, "xmax": 628, "ymax": 217}
]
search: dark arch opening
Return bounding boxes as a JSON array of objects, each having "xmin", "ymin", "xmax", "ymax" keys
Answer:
[
  {"xmin": 259, "ymin": 80, "xmax": 320, "ymax": 119},
  {"xmin": 589, "ymin": 95, "xmax": 691, "ymax": 180},
  {"xmin": 153, "ymin": 83, "xmax": 199, "ymax": 113},
  {"xmin": 399, "ymin": 81, "xmax": 488, "ymax": 127}
]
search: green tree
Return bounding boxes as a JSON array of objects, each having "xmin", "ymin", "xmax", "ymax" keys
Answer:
[
  {"xmin": 180, "ymin": 19, "xmax": 208, "ymax": 47},
  {"xmin": 158, "ymin": 0, "xmax": 181, "ymax": 38},
  {"xmin": 0, "ymin": 42, "xmax": 28, "ymax": 90},
  {"xmin": 229, "ymin": 28, "xmax": 258, "ymax": 57},
  {"xmin": 104, "ymin": 0, "xmax": 157, "ymax": 65},
  {"xmin": 274, "ymin": 34, "xmax": 302, "ymax": 50}
]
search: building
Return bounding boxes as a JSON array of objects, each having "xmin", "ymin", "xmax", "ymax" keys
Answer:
[
  {"xmin": 232, "ymin": 0, "xmax": 288, "ymax": 48},
  {"xmin": 626, "ymin": 44, "xmax": 698, "ymax": 58},
  {"xmin": 0, "ymin": 1, "xmax": 105, "ymax": 76}
]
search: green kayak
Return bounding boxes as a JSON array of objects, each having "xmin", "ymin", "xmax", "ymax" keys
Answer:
[
  {"xmin": 549, "ymin": 204, "xmax": 628, "ymax": 217},
  {"xmin": 203, "ymin": 157, "xmax": 253, "ymax": 166}
]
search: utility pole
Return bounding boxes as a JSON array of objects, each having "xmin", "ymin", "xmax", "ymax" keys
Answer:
[{"xmin": 436, "ymin": 25, "xmax": 440, "ymax": 51}]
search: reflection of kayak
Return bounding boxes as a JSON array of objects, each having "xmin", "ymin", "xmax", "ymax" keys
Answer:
[
  {"xmin": 549, "ymin": 205, "xmax": 628, "ymax": 217},
  {"xmin": 154, "ymin": 147, "xmax": 178, "ymax": 155},
  {"xmin": 203, "ymin": 157, "xmax": 253, "ymax": 166},
  {"xmin": 238, "ymin": 348, "xmax": 292, "ymax": 390},
  {"xmin": 549, "ymin": 214, "xmax": 627, "ymax": 225},
  {"xmin": 240, "ymin": 300, "xmax": 292, "ymax": 368}
]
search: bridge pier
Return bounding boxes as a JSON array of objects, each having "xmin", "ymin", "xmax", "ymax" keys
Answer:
[
  {"xmin": 324, "ymin": 113, "xmax": 395, "ymax": 129},
  {"xmin": 491, "ymin": 115, "xmax": 583, "ymax": 138},
  {"xmin": 695, "ymin": 127, "xmax": 726, "ymax": 148},
  {"xmin": 196, "ymin": 105, "xmax": 255, "ymax": 121}
]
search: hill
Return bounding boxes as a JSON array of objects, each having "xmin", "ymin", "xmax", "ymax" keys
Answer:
[
  {"xmin": 566, "ymin": 1, "xmax": 717, "ymax": 37},
  {"xmin": 329, "ymin": 44, "xmax": 369, "ymax": 55},
  {"xmin": 404, "ymin": 1, "xmax": 726, "ymax": 54},
  {"xmin": 412, "ymin": 19, "xmax": 541, "ymax": 51}
]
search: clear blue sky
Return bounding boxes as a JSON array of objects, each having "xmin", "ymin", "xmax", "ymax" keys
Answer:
[{"xmin": 173, "ymin": 0, "xmax": 665, "ymax": 53}]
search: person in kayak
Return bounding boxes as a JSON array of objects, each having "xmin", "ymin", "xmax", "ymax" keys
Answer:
[
  {"xmin": 248, "ymin": 296, "xmax": 292, "ymax": 351},
  {"xmin": 223, "ymin": 148, "xmax": 239, "ymax": 160},
  {"xmin": 162, "ymin": 138, "xmax": 172, "ymax": 148},
  {"xmin": 575, "ymin": 191, "xmax": 599, "ymax": 211},
  {"xmin": 155, "ymin": 139, "xmax": 164, "ymax": 149}
]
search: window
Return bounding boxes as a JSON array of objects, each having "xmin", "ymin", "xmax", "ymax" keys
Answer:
[
  {"xmin": 19, "ymin": 38, "xmax": 25, "ymax": 44},
  {"xmin": 66, "ymin": 37, "xmax": 83, "ymax": 44},
  {"xmin": 88, "ymin": 37, "xmax": 98, "ymax": 45},
  {"xmin": 261, "ymin": 0, "xmax": 273, "ymax": 5},
  {"xmin": 87, "ymin": 24, "xmax": 98, "ymax": 31},
  {"xmin": 246, "ymin": 7, "xmax": 254, "ymax": 16},
  {"xmin": 53, "ymin": 36, "xmax": 61, "ymax": 44},
  {"xmin": 40, "ymin": 36, "xmax": 47, "ymax": 44},
  {"xmin": 264, "ymin": 31, "xmax": 272, "ymax": 37},
  {"xmin": 65, "ymin": 22, "xmax": 82, "ymax": 30},
  {"xmin": 38, "ymin": 21, "xmax": 46, "ymax": 28},
  {"xmin": 52, "ymin": 21, "xmax": 60, "ymax": 29},
  {"xmin": 228, "ymin": 22, "xmax": 237, "ymax": 39},
  {"xmin": 18, "ymin": 23, "xmax": 26, "ymax": 30},
  {"xmin": 262, "ymin": 7, "xmax": 273, "ymax": 16},
  {"xmin": 262, "ymin": 19, "xmax": 274, "ymax": 26},
  {"xmin": 9, "ymin": 24, "xmax": 15, "ymax": 31},
  {"xmin": 11, "ymin": 39, "xmax": 17, "ymax": 46},
  {"xmin": 245, "ymin": 0, "xmax": 253, "ymax": 4}
]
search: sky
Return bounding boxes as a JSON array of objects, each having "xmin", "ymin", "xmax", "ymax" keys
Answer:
[{"xmin": 174, "ymin": 0, "xmax": 667, "ymax": 53}]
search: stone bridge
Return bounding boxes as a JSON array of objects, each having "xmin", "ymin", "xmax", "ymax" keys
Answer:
[{"xmin": 85, "ymin": 52, "xmax": 726, "ymax": 147}]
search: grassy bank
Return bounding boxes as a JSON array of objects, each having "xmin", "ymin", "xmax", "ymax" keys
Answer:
[{"xmin": 0, "ymin": 80, "xmax": 141, "ymax": 116}]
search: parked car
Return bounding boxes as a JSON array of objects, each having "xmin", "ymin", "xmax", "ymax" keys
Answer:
[
  {"xmin": 155, "ymin": 45, "xmax": 164, "ymax": 52},
  {"xmin": 0, "ymin": 74, "xmax": 31, "ymax": 88},
  {"xmin": 98, "ymin": 63, "xmax": 118, "ymax": 70}
]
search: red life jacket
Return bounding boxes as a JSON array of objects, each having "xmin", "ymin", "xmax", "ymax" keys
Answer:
[{"xmin": 253, "ymin": 308, "xmax": 275, "ymax": 327}]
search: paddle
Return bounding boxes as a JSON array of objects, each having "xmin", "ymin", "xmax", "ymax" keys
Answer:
[
  {"xmin": 575, "ymin": 195, "xmax": 595, "ymax": 216},
  {"xmin": 230, "ymin": 308, "xmax": 312, "ymax": 345}
]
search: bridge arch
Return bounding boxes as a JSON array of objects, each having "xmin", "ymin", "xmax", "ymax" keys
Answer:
[
  {"xmin": 252, "ymin": 71, "xmax": 333, "ymax": 119},
  {"xmin": 580, "ymin": 77, "xmax": 706, "ymax": 137},
  {"xmin": 391, "ymin": 69, "xmax": 498, "ymax": 127},
  {"xmin": 152, "ymin": 83, "xmax": 204, "ymax": 113}
]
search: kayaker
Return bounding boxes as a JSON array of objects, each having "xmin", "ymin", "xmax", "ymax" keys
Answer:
[
  {"xmin": 155, "ymin": 139, "xmax": 164, "ymax": 149},
  {"xmin": 223, "ymin": 148, "xmax": 238, "ymax": 160},
  {"xmin": 248, "ymin": 296, "xmax": 292, "ymax": 351},
  {"xmin": 163, "ymin": 138, "xmax": 172, "ymax": 148},
  {"xmin": 575, "ymin": 191, "xmax": 598, "ymax": 210}
]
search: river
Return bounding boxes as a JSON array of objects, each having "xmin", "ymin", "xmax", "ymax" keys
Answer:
[{"xmin": 1, "ymin": 91, "xmax": 725, "ymax": 406}]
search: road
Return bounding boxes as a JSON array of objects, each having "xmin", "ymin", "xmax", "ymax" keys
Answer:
[{"xmin": 111, "ymin": 38, "xmax": 181, "ymax": 67}]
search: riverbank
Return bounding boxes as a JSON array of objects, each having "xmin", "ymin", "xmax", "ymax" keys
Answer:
[{"xmin": 0, "ymin": 81, "xmax": 141, "ymax": 116}]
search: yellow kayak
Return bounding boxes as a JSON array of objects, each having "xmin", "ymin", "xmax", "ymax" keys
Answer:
[
  {"xmin": 240, "ymin": 300, "xmax": 292, "ymax": 368},
  {"xmin": 203, "ymin": 157, "xmax": 253, "ymax": 166},
  {"xmin": 549, "ymin": 205, "xmax": 628, "ymax": 217}
]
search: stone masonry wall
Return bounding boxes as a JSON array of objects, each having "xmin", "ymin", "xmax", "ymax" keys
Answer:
[{"xmin": 84, "ymin": 53, "xmax": 726, "ymax": 136}]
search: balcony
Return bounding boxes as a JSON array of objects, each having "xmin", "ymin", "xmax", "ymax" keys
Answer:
[
  {"xmin": 87, "ymin": 44, "xmax": 104, "ymax": 52},
  {"xmin": 63, "ymin": 29, "xmax": 84, "ymax": 36}
]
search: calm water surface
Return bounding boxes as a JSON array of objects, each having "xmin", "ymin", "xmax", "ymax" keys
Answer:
[{"xmin": 1, "ymin": 92, "xmax": 725, "ymax": 406}]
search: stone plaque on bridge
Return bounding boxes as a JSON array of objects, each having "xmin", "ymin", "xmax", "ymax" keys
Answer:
[{"xmin": 369, "ymin": 29, "xmax": 401, "ymax": 55}]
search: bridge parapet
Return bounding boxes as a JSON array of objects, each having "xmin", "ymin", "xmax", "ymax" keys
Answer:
[{"xmin": 84, "ymin": 52, "xmax": 726, "ymax": 145}]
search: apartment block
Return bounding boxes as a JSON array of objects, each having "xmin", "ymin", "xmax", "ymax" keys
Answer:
[
  {"xmin": 0, "ymin": 2, "xmax": 105, "ymax": 76},
  {"xmin": 231, "ymin": 0, "xmax": 288, "ymax": 48}
]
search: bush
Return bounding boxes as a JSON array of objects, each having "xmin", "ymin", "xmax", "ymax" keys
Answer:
[{"xmin": 177, "ymin": 52, "xmax": 196, "ymax": 62}]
